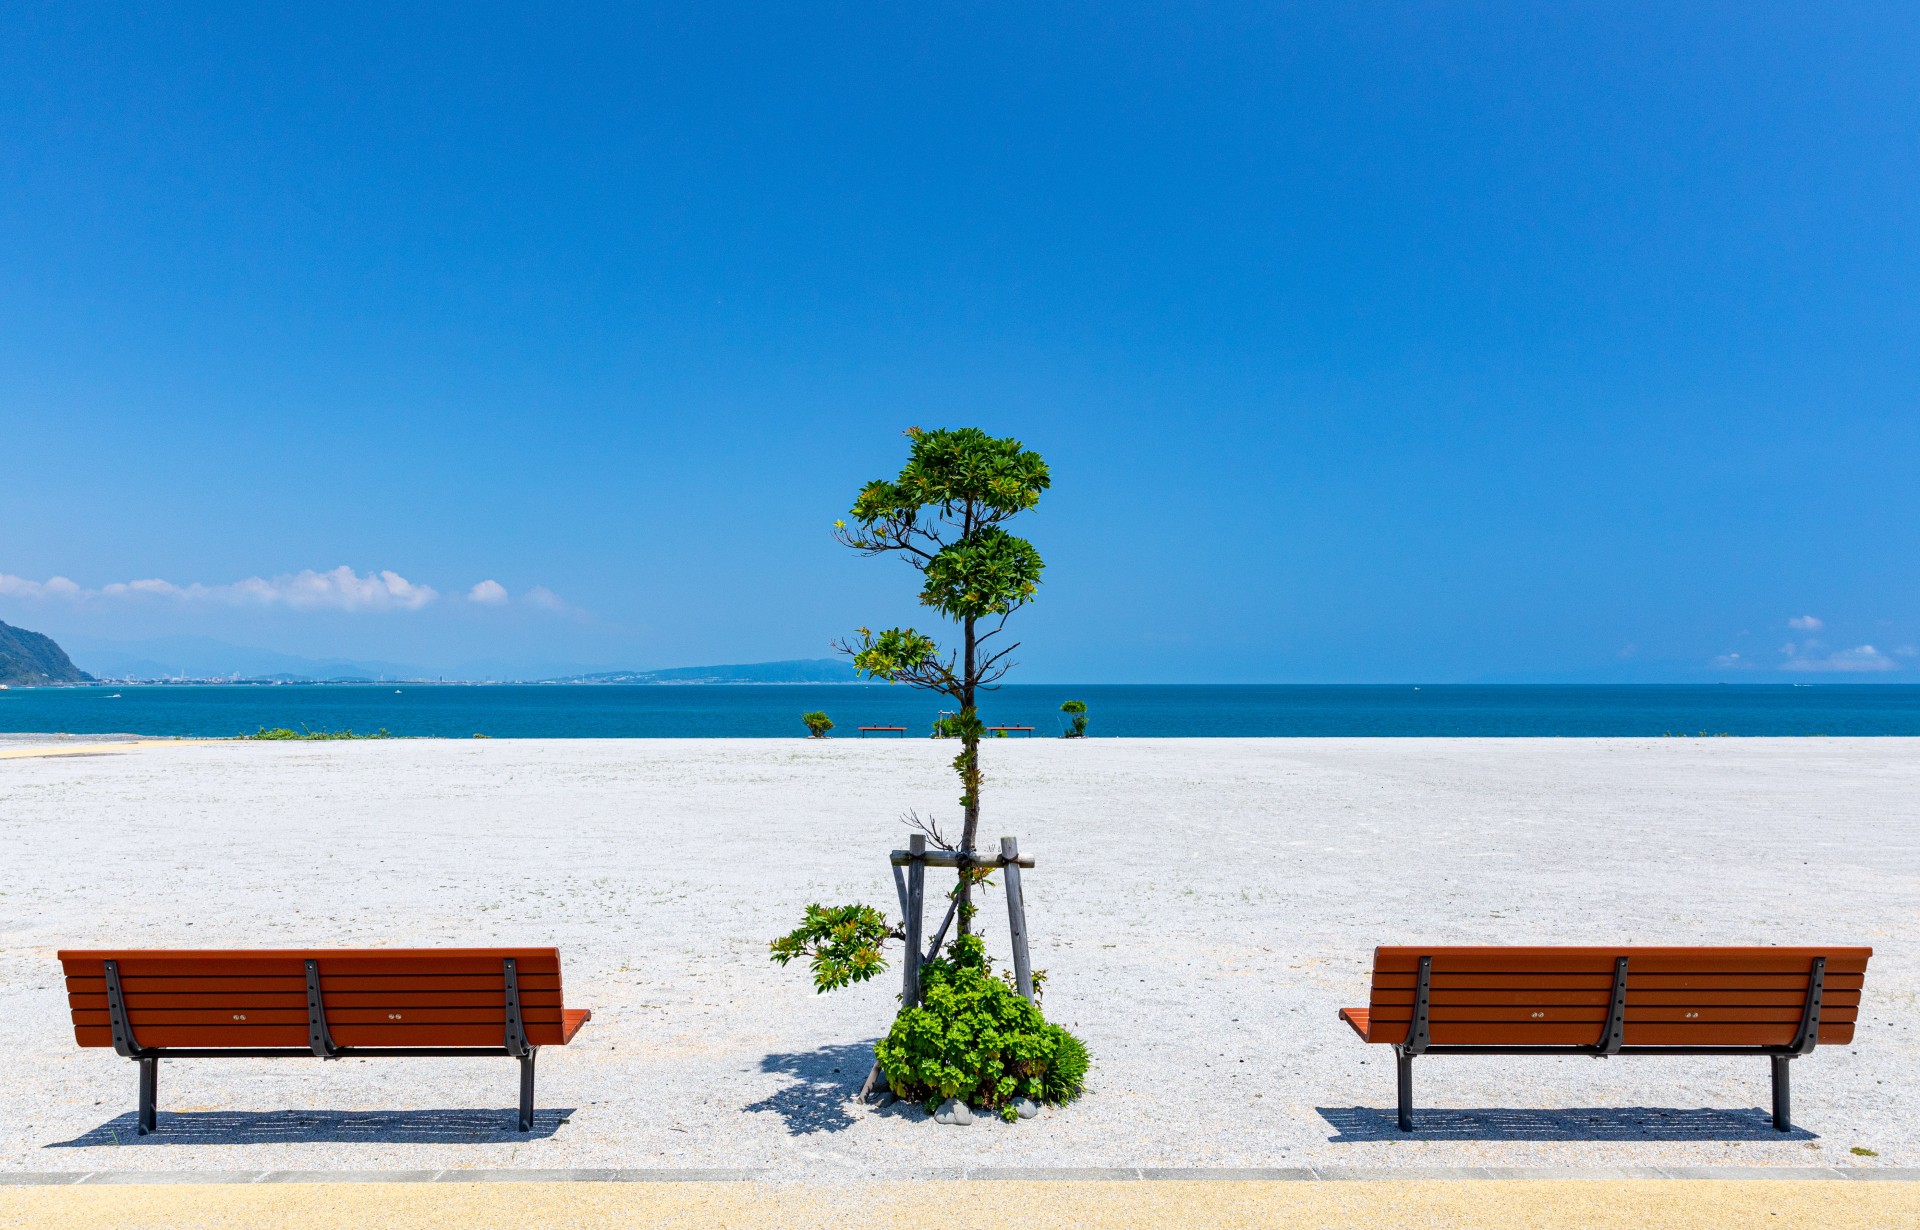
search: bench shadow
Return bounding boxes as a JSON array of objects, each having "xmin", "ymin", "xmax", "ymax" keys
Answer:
[
  {"xmin": 46, "ymin": 1107, "xmax": 574, "ymax": 1147},
  {"xmin": 1317, "ymin": 1105, "xmax": 1814, "ymax": 1142},
  {"xmin": 744, "ymin": 1040, "xmax": 881, "ymax": 1136}
]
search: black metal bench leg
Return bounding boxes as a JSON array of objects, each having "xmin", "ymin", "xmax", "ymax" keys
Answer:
[
  {"xmin": 137, "ymin": 1057, "xmax": 158, "ymax": 1135},
  {"xmin": 518, "ymin": 1050, "xmax": 537, "ymax": 1132},
  {"xmin": 1771, "ymin": 1055, "xmax": 1792, "ymax": 1132},
  {"xmin": 1396, "ymin": 1048, "xmax": 1414, "ymax": 1132}
]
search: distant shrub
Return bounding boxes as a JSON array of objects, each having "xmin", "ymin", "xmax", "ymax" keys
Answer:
[
  {"xmin": 875, "ymin": 936, "xmax": 1090, "ymax": 1121},
  {"xmin": 802, "ymin": 711, "xmax": 835, "ymax": 738},
  {"xmin": 1060, "ymin": 699, "xmax": 1088, "ymax": 738},
  {"xmin": 240, "ymin": 726, "xmax": 390, "ymax": 741},
  {"xmin": 931, "ymin": 714, "xmax": 962, "ymax": 739}
]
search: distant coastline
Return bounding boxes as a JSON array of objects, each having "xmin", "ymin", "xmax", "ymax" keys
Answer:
[
  {"xmin": 24, "ymin": 656, "xmax": 864, "ymax": 688},
  {"xmin": 3, "ymin": 682, "xmax": 1918, "ymax": 740}
]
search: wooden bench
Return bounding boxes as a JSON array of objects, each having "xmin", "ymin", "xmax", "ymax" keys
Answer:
[
  {"xmin": 858, "ymin": 725, "xmax": 908, "ymax": 737},
  {"xmin": 1340, "ymin": 945, "xmax": 1870, "ymax": 1133},
  {"xmin": 59, "ymin": 947, "xmax": 591, "ymax": 1134},
  {"xmin": 987, "ymin": 725, "xmax": 1035, "ymax": 737}
]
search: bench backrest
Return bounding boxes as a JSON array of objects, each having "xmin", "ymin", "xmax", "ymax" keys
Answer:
[
  {"xmin": 59, "ymin": 948, "xmax": 571, "ymax": 1050},
  {"xmin": 1367, "ymin": 946, "xmax": 1868, "ymax": 1048}
]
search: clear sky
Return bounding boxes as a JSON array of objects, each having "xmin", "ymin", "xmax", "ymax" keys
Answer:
[{"xmin": 3, "ymin": 4, "xmax": 1916, "ymax": 682}]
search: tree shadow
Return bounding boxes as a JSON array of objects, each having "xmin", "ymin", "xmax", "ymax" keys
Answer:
[
  {"xmin": 743, "ymin": 1040, "xmax": 885, "ymax": 1136},
  {"xmin": 1317, "ymin": 1105, "xmax": 1814, "ymax": 1142},
  {"xmin": 46, "ymin": 1107, "xmax": 574, "ymax": 1147}
]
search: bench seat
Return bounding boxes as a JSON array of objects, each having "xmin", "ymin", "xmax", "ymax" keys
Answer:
[
  {"xmin": 59, "ymin": 947, "xmax": 591, "ymax": 1134},
  {"xmin": 1341, "ymin": 945, "xmax": 1870, "ymax": 1132}
]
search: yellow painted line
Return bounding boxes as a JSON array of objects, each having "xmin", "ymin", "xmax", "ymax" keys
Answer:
[{"xmin": 1, "ymin": 1181, "xmax": 1914, "ymax": 1230}]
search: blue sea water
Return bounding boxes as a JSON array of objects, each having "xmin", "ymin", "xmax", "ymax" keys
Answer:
[{"xmin": 0, "ymin": 683, "xmax": 1916, "ymax": 739}]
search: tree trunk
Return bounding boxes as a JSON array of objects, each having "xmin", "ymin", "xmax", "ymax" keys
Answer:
[{"xmin": 956, "ymin": 614, "xmax": 980, "ymax": 938}]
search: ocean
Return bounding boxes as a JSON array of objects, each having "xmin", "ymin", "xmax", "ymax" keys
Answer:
[{"xmin": 1, "ymin": 683, "xmax": 1916, "ymax": 739}]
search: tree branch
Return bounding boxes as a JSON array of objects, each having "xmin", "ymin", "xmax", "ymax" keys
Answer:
[{"xmin": 900, "ymin": 810, "xmax": 955, "ymax": 851}]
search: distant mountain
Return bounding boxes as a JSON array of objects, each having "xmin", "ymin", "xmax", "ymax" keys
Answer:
[
  {"xmin": 552, "ymin": 658, "xmax": 861, "ymax": 684},
  {"xmin": 0, "ymin": 620, "xmax": 95, "ymax": 686},
  {"xmin": 62, "ymin": 635, "xmax": 430, "ymax": 682}
]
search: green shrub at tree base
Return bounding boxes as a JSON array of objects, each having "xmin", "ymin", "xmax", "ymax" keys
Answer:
[
  {"xmin": 875, "ymin": 936, "xmax": 1090, "ymax": 1121},
  {"xmin": 802, "ymin": 711, "xmax": 835, "ymax": 738}
]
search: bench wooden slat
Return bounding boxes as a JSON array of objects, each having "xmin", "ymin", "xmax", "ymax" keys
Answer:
[
  {"xmin": 1366, "ymin": 1006, "xmax": 1820, "ymax": 1025},
  {"xmin": 1374, "ymin": 974, "xmax": 1866, "ymax": 990},
  {"xmin": 73, "ymin": 1008, "xmax": 569, "ymax": 1027},
  {"xmin": 1370, "ymin": 947, "xmax": 1870, "ymax": 975},
  {"xmin": 67, "ymin": 974, "xmax": 564, "ymax": 994},
  {"xmin": 1354, "ymin": 1020, "xmax": 1858, "ymax": 1046},
  {"xmin": 75, "ymin": 1022, "xmax": 580, "ymax": 1048},
  {"xmin": 1351, "ymin": 1013, "xmax": 1858, "ymax": 1043},
  {"xmin": 70, "ymin": 990, "xmax": 567, "ymax": 1011},
  {"xmin": 1364, "ymin": 988, "xmax": 1862, "ymax": 1008},
  {"xmin": 60, "ymin": 949, "xmax": 563, "ymax": 974}
]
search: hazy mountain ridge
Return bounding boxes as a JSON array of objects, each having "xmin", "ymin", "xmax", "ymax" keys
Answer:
[
  {"xmin": 51, "ymin": 635, "xmax": 856, "ymax": 684},
  {"xmin": 550, "ymin": 659, "xmax": 859, "ymax": 685},
  {"xmin": 0, "ymin": 620, "xmax": 94, "ymax": 685}
]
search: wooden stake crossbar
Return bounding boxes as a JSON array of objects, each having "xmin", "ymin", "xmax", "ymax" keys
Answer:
[
  {"xmin": 891, "ymin": 836, "xmax": 1036, "ymax": 1007},
  {"xmin": 889, "ymin": 847, "xmax": 1036, "ymax": 869}
]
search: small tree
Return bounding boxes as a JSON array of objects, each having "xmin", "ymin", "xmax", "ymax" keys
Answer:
[
  {"xmin": 1060, "ymin": 700, "xmax": 1088, "ymax": 738},
  {"xmin": 772, "ymin": 427, "xmax": 1088, "ymax": 1120},
  {"xmin": 832, "ymin": 426, "xmax": 1049, "ymax": 940},
  {"xmin": 803, "ymin": 711, "xmax": 835, "ymax": 738}
]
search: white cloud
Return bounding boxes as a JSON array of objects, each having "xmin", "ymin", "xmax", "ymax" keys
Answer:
[
  {"xmin": 1710, "ymin": 652, "xmax": 1751, "ymax": 670},
  {"xmin": 1787, "ymin": 615, "xmax": 1824, "ymax": 631},
  {"xmin": 0, "ymin": 566, "xmax": 438, "ymax": 612},
  {"xmin": 524, "ymin": 586, "xmax": 569, "ymax": 612},
  {"xmin": 467, "ymin": 579, "xmax": 510, "ymax": 605},
  {"xmin": 1780, "ymin": 644, "xmax": 1900, "ymax": 673}
]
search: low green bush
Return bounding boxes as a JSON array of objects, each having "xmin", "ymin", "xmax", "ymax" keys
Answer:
[
  {"xmin": 802, "ymin": 711, "xmax": 835, "ymax": 738},
  {"xmin": 875, "ymin": 935, "xmax": 1090, "ymax": 1121},
  {"xmin": 239, "ymin": 726, "xmax": 391, "ymax": 740}
]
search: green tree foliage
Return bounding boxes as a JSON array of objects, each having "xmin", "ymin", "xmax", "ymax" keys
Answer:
[
  {"xmin": 1060, "ymin": 699, "xmax": 1088, "ymax": 738},
  {"xmin": 769, "ymin": 904, "xmax": 898, "ymax": 992},
  {"xmin": 802, "ymin": 711, "xmax": 835, "ymax": 738},
  {"xmin": 833, "ymin": 426, "xmax": 1050, "ymax": 938}
]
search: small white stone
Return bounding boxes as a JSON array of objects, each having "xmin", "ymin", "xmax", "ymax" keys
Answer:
[
  {"xmin": 1011, "ymin": 1097, "xmax": 1040, "ymax": 1119},
  {"xmin": 934, "ymin": 1097, "xmax": 973, "ymax": 1125}
]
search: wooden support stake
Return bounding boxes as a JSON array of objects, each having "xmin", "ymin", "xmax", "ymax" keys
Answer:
[
  {"xmin": 902, "ymin": 835, "xmax": 926, "ymax": 1007},
  {"xmin": 1001, "ymin": 835, "xmax": 1034, "ymax": 1002}
]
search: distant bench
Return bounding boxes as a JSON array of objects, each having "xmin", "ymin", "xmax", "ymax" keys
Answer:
[
  {"xmin": 988, "ymin": 726, "xmax": 1035, "ymax": 737},
  {"xmin": 1341, "ymin": 945, "xmax": 1870, "ymax": 1133},
  {"xmin": 858, "ymin": 726, "xmax": 908, "ymax": 737},
  {"xmin": 60, "ymin": 947, "xmax": 591, "ymax": 1134}
]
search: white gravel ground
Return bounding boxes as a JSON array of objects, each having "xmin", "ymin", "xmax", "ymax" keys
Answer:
[{"xmin": 1, "ymin": 737, "xmax": 1913, "ymax": 1177}]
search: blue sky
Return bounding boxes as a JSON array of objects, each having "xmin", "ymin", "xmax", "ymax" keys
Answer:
[{"xmin": 2, "ymin": 3, "xmax": 1916, "ymax": 682}]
